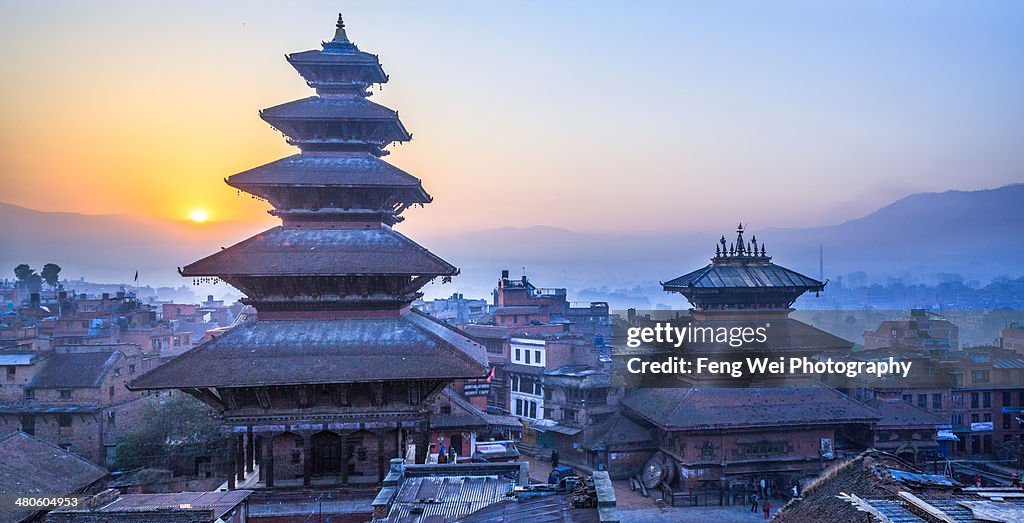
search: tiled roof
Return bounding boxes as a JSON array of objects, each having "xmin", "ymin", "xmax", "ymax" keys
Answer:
[
  {"xmin": 288, "ymin": 47, "xmax": 382, "ymax": 64},
  {"xmin": 129, "ymin": 310, "xmax": 488, "ymax": 389},
  {"xmin": 622, "ymin": 386, "xmax": 880, "ymax": 430},
  {"xmin": 261, "ymin": 96, "xmax": 400, "ymax": 121},
  {"xmin": 227, "ymin": 153, "xmax": 428, "ymax": 193},
  {"xmin": 583, "ymin": 413, "xmax": 653, "ymax": 450},
  {"xmin": 433, "ymin": 389, "xmax": 490, "ymax": 429},
  {"xmin": 180, "ymin": 225, "xmax": 457, "ymax": 277},
  {"xmin": 0, "ymin": 432, "xmax": 107, "ymax": 523},
  {"xmin": 30, "ymin": 352, "xmax": 120, "ymax": 388},
  {"xmin": 773, "ymin": 450, "xmax": 915, "ymax": 523},
  {"xmin": 663, "ymin": 260, "xmax": 823, "ymax": 290},
  {"xmin": 864, "ymin": 398, "xmax": 949, "ymax": 428}
]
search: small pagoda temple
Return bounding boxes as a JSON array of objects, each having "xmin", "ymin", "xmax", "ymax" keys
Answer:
[
  {"xmin": 618, "ymin": 225, "xmax": 879, "ymax": 500},
  {"xmin": 131, "ymin": 15, "xmax": 488, "ymax": 488}
]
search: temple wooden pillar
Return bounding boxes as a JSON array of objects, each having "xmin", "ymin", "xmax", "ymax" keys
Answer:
[
  {"xmin": 245, "ymin": 426, "xmax": 254, "ymax": 473},
  {"xmin": 377, "ymin": 430, "xmax": 386, "ymax": 482},
  {"xmin": 263, "ymin": 434, "xmax": 275, "ymax": 488},
  {"xmin": 303, "ymin": 433, "xmax": 313, "ymax": 487},
  {"xmin": 340, "ymin": 433, "xmax": 350, "ymax": 485},
  {"xmin": 416, "ymin": 422, "xmax": 430, "ymax": 464},
  {"xmin": 236, "ymin": 434, "xmax": 245, "ymax": 483},
  {"xmin": 227, "ymin": 436, "xmax": 237, "ymax": 490}
]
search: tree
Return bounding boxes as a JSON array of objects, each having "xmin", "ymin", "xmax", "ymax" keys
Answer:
[
  {"xmin": 13, "ymin": 264, "xmax": 33, "ymax": 281},
  {"xmin": 13, "ymin": 264, "xmax": 43, "ymax": 293},
  {"xmin": 113, "ymin": 391, "xmax": 226, "ymax": 472},
  {"xmin": 40, "ymin": 263, "xmax": 61, "ymax": 288}
]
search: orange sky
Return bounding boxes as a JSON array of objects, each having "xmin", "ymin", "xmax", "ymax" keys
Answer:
[{"xmin": 2, "ymin": 2, "xmax": 1022, "ymax": 236}]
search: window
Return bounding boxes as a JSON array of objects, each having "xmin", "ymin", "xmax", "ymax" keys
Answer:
[
  {"xmin": 952, "ymin": 413, "xmax": 963, "ymax": 426},
  {"xmin": 129, "ymin": 364, "xmax": 135, "ymax": 374},
  {"xmin": 23, "ymin": 388, "xmax": 33, "ymax": 400},
  {"xmin": 917, "ymin": 394, "xmax": 927, "ymax": 409},
  {"xmin": 972, "ymin": 370, "xmax": 990, "ymax": 384},
  {"xmin": 983, "ymin": 392, "xmax": 991, "ymax": 408},
  {"xmin": 535, "ymin": 350, "xmax": 542, "ymax": 365},
  {"xmin": 902, "ymin": 394, "xmax": 912, "ymax": 403},
  {"xmin": 109, "ymin": 386, "xmax": 115, "ymax": 400},
  {"xmin": 5, "ymin": 366, "xmax": 14, "ymax": 380},
  {"xmin": 20, "ymin": 415, "xmax": 35, "ymax": 435},
  {"xmin": 107, "ymin": 411, "xmax": 116, "ymax": 427},
  {"xmin": 971, "ymin": 414, "xmax": 980, "ymax": 424},
  {"xmin": 515, "ymin": 398, "xmax": 523, "ymax": 416},
  {"xmin": 524, "ymin": 351, "xmax": 531, "ymax": 365},
  {"xmin": 514, "ymin": 348, "xmax": 521, "ymax": 362},
  {"xmin": 440, "ymin": 405, "xmax": 452, "ymax": 415},
  {"xmin": 983, "ymin": 413, "xmax": 992, "ymax": 423},
  {"xmin": 60, "ymin": 390, "xmax": 72, "ymax": 400},
  {"xmin": 58, "ymin": 414, "xmax": 72, "ymax": 428},
  {"xmin": 114, "ymin": 367, "xmax": 122, "ymax": 377},
  {"xmin": 971, "ymin": 393, "xmax": 979, "ymax": 409},
  {"xmin": 932, "ymin": 394, "xmax": 942, "ymax": 410}
]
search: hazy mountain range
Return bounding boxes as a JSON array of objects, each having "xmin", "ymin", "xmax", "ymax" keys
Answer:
[{"xmin": 2, "ymin": 184, "xmax": 1021, "ymax": 307}]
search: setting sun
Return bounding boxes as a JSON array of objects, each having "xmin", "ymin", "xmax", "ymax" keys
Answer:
[{"xmin": 190, "ymin": 209, "xmax": 208, "ymax": 222}]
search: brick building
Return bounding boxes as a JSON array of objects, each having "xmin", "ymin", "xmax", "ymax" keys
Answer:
[
  {"xmin": 0, "ymin": 350, "xmax": 150, "ymax": 466},
  {"xmin": 863, "ymin": 309, "xmax": 960, "ymax": 351}
]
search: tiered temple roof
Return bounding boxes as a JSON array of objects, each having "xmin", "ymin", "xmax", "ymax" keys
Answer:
[
  {"xmin": 663, "ymin": 224, "xmax": 824, "ymax": 311},
  {"xmin": 134, "ymin": 14, "xmax": 486, "ymax": 389}
]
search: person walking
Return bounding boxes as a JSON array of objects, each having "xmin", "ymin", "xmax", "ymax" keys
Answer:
[
  {"xmin": 750, "ymin": 493, "xmax": 759, "ymax": 513},
  {"xmin": 551, "ymin": 450, "xmax": 559, "ymax": 467},
  {"xmin": 763, "ymin": 499, "xmax": 772, "ymax": 519}
]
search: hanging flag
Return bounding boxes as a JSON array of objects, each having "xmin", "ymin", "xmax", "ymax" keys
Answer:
[
  {"xmin": 134, "ymin": 270, "xmax": 139, "ymax": 282},
  {"xmin": 486, "ymin": 366, "xmax": 495, "ymax": 383}
]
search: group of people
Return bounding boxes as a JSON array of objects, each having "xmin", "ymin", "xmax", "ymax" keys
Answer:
[
  {"xmin": 436, "ymin": 443, "xmax": 458, "ymax": 464},
  {"xmin": 749, "ymin": 478, "xmax": 798, "ymax": 519}
]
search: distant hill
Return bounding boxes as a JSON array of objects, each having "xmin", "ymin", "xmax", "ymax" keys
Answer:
[
  {"xmin": 2, "ymin": 184, "xmax": 1021, "ymax": 304},
  {"xmin": 0, "ymin": 202, "xmax": 268, "ymax": 289}
]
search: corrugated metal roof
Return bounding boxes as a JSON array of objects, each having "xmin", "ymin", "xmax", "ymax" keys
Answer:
[
  {"xmin": 0, "ymin": 354, "xmax": 35, "ymax": 365},
  {"xmin": 993, "ymin": 358, "xmax": 1024, "ymax": 369},
  {"xmin": 0, "ymin": 403, "xmax": 101, "ymax": 414},
  {"xmin": 384, "ymin": 475, "xmax": 515, "ymax": 523},
  {"xmin": 100, "ymin": 490, "xmax": 252, "ymax": 519}
]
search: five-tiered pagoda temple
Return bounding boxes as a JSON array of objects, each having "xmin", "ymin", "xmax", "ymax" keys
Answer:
[{"xmin": 131, "ymin": 15, "xmax": 488, "ymax": 488}]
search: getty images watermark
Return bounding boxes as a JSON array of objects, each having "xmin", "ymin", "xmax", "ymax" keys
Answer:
[{"xmin": 623, "ymin": 322, "xmax": 912, "ymax": 379}]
